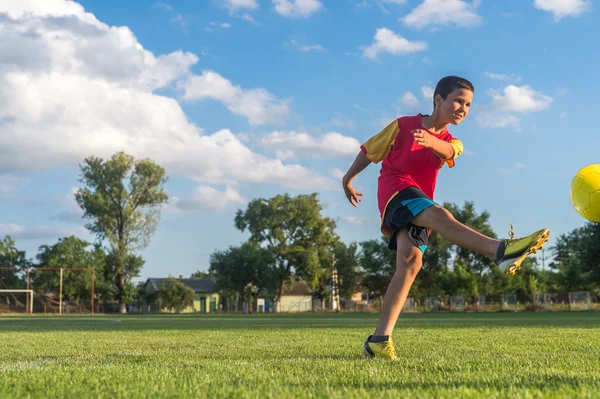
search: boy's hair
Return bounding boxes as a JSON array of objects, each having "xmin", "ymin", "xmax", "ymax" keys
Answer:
[{"xmin": 433, "ymin": 76, "xmax": 474, "ymax": 109}]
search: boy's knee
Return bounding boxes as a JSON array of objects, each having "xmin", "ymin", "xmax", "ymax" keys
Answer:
[
  {"xmin": 414, "ymin": 205, "xmax": 454, "ymax": 228},
  {"xmin": 397, "ymin": 253, "xmax": 422, "ymax": 276}
]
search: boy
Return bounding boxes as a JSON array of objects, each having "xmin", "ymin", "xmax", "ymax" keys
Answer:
[{"xmin": 342, "ymin": 76, "xmax": 549, "ymax": 361}]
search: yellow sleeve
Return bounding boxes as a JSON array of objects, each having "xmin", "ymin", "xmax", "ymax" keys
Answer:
[
  {"xmin": 443, "ymin": 139, "xmax": 464, "ymax": 168},
  {"xmin": 360, "ymin": 119, "xmax": 400, "ymax": 164}
]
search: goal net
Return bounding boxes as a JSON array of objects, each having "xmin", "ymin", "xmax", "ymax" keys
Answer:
[
  {"xmin": 0, "ymin": 290, "xmax": 33, "ymax": 315},
  {"xmin": 569, "ymin": 291, "xmax": 591, "ymax": 311},
  {"xmin": 31, "ymin": 267, "xmax": 95, "ymax": 314}
]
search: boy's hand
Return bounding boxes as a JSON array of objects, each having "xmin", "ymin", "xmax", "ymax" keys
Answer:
[
  {"xmin": 412, "ymin": 129, "xmax": 435, "ymax": 148},
  {"xmin": 343, "ymin": 180, "xmax": 363, "ymax": 207}
]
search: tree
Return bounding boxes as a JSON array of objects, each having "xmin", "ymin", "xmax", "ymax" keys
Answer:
[
  {"xmin": 75, "ymin": 151, "xmax": 169, "ymax": 313},
  {"xmin": 551, "ymin": 222, "xmax": 600, "ymax": 292},
  {"xmin": 191, "ymin": 270, "xmax": 213, "ymax": 279},
  {"xmin": 156, "ymin": 278, "xmax": 195, "ymax": 313},
  {"xmin": 0, "ymin": 236, "xmax": 29, "ymax": 289},
  {"xmin": 209, "ymin": 241, "xmax": 276, "ymax": 312},
  {"xmin": 445, "ymin": 201, "xmax": 497, "ymax": 273},
  {"xmin": 35, "ymin": 236, "xmax": 106, "ymax": 307},
  {"xmin": 234, "ymin": 193, "xmax": 337, "ymax": 309},
  {"xmin": 358, "ymin": 237, "xmax": 396, "ymax": 300},
  {"xmin": 333, "ymin": 242, "xmax": 359, "ymax": 300}
]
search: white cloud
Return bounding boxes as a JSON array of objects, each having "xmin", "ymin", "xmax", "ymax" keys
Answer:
[
  {"xmin": 180, "ymin": 71, "xmax": 291, "ymax": 125},
  {"xmin": 484, "ymin": 72, "xmax": 522, "ymax": 82},
  {"xmin": 487, "ymin": 85, "xmax": 553, "ymax": 113},
  {"xmin": 362, "ymin": 28, "xmax": 427, "ymax": 60},
  {"xmin": 220, "ymin": 22, "xmax": 232, "ymax": 28},
  {"xmin": 0, "ymin": 0, "xmax": 333, "ymax": 191},
  {"xmin": 400, "ymin": 92, "xmax": 420, "ymax": 108},
  {"xmin": 501, "ymin": 161, "xmax": 526, "ymax": 174},
  {"xmin": 533, "ymin": 0, "xmax": 591, "ymax": 20},
  {"xmin": 476, "ymin": 114, "xmax": 521, "ymax": 129},
  {"xmin": 330, "ymin": 115, "xmax": 357, "ymax": 130},
  {"xmin": 221, "ymin": 0, "xmax": 259, "ymax": 12},
  {"xmin": 261, "ymin": 131, "xmax": 361, "ymax": 158},
  {"xmin": 421, "ymin": 86, "xmax": 434, "ymax": 101},
  {"xmin": 476, "ymin": 85, "xmax": 553, "ymax": 128},
  {"xmin": 285, "ymin": 39, "xmax": 326, "ymax": 52},
  {"xmin": 173, "ymin": 185, "xmax": 246, "ymax": 212},
  {"xmin": 331, "ymin": 168, "xmax": 345, "ymax": 180},
  {"xmin": 343, "ymin": 216, "xmax": 378, "ymax": 225},
  {"xmin": 402, "ymin": 0, "xmax": 482, "ymax": 29},
  {"xmin": 273, "ymin": 0, "xmax": 324, "ymax": 18},
  {"xmin": 0, "ymin": 224, "xmax": 88, "ymax": 240},
  {"xmin": 0, "ymin": 175, "xmax": 22, "ymax": 193}
]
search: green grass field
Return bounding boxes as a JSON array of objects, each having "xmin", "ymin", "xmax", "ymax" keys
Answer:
[{"xmin": 1, "ymin": 312, "xmax": 599, "ymax": 398}]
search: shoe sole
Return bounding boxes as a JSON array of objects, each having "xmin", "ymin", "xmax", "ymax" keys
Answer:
[{"xmin": 506, "ymin": 228, "xmax": 550, "ymax": 275}]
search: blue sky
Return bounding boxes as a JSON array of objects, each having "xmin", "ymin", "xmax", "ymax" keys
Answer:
[{"xmin": 0, "ymin": 0, "xmax": 597, "ymax": 283}]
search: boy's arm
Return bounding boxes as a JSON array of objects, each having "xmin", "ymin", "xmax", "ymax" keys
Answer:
[
  {"xmin": 412, "ymin": 129, "xmax": 463, "ymax": 165},
  {"xmin": 342, "ymin": 151, "xmax": 371, "ymax": 207},
  {"xmin": 342, "ymin": 119, "xmax": 398, "ymax": 207}
]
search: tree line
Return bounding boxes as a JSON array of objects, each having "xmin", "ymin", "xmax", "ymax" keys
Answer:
[{"xmin": 1, "ymin": 152, "xmax": 598, "ymax": 313}]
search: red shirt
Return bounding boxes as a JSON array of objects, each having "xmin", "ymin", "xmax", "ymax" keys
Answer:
[{"xmin": 360, "ymin": 114, "xmax": 463, "ymax": 236}]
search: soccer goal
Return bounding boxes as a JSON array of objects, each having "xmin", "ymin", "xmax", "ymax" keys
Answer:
[
  {"xmin": 450, "ymin": 296, "xmax": 465, "ymax": 312},
  {"xmin": 31, "ymin": 267, "xmax": 96, "ymax": 315},
  {"xmin": 533, "ymin": 293, "xmax": 552, "ymax": 311},
  {"xmin": 424, "ymin": 296, "xmax": 439, "ymax": 312},
  {"xmin": 0, "ymin": 290, "xmax": 33, "ymax": 315},
  {"xmin": 569, "ymin": 291, "xmax": 591, "ymax": 311}
]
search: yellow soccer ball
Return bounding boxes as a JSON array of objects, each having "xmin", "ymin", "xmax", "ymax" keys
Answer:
[{"xmin": 570, "ymin": 164, "xmax": 600, "ymax": 222}]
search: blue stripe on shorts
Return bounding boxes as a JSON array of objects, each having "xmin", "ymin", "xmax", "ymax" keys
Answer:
[{"xmin": 400, "ymin": 198, "xmax": 435, "ymax": 216}]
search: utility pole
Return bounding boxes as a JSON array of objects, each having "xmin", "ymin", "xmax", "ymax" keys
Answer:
[{"xmin": 331, "ymin": 254, "xmax": 340, "ymax": 312}]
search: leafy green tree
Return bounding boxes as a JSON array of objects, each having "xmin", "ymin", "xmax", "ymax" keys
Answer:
[
  {"xmin": 190, "ymin": 270, "xmax": 213, "ymax": 279},
  {"xmin": 75, "ymin": 151, "xmax": 169, "ymax": 313},
  {"xmin": 234, "ymin": 193, "xmax": 337, "ymax": 309},
  {"xmin": 0, "ymin": 236, "xmax": 29, "ymax": 289},
  {"xmin": 358, "ymin": 237, "xmax": 395, "ymax": 300},
  {"xmin": 445, "ymin": 201, "xmax": 497, "ymax": 273},
  {"xmin": 333, "ymin": 242, "xmax": 359, "ymax": 300},
  {"xmin": 209, "ymin": 241, "xmax": 277, "ymax": 311},
  {"xmin": 157, "ymin": 278, "xmax": 195, "ymax": 313},
  {"xmin": 34, "ymin": 236, "xmax": 106, "ymax": 305},
  {"xmin": 551, "ymin": 222, "xmax": 600, "ymax": 292}
]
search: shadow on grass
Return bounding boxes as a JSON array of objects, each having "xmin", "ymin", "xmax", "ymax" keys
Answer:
[{"xmin": 0, "ymin": 312, "xmax": 599, "ymax": 332}]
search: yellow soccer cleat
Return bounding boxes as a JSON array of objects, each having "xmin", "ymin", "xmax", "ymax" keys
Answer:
[
  {"xmin": 363, "ymin": 335, "xmax": 399, "ymax": 361},
  {"xmin": 496, "ymin": 224, "xmax": 550, "ymax": 275}
]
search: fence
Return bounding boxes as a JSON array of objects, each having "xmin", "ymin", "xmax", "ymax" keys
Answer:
[{"xmin": 339, "ymin": 292, "xmax": 600, "ymax": 313}]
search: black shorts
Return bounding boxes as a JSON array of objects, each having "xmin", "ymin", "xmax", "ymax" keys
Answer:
[{"xmin": 383, "ymin": 186, "xmax": 436, "ymax": 252}]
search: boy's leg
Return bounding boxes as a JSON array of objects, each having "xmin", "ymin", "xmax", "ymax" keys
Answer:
[
  {"xmin": 364, "ymin": 228, "xmax": 421, "ymax": 361},
  {"xmin": 412, "ymin": 205, "xmax": 549, "ymax": 274},
  {"xmin": 412, "ymin": 205, "xmax": 500, "ymax": 258},
  {"xmin": 374, "ymin": 229, "xmax": 422, "ymax": 337}
]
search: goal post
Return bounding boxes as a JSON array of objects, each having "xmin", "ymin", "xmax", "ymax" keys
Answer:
[
  {"xmin": 31, "ymin": 267, "xmax": 95, "ymax": 315},
  {"xmin": 0, "ymin": 289, "xmax": 33, "ymax": 315}
]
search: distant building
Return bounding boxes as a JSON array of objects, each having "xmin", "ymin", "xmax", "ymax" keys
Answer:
[
  {"xmin": 278, "ymin": 280, "xmax": 312, "ymax": 313},
  {"xmin": 141, "ymin": 278, "xmax": 220, "ymax": 313}
]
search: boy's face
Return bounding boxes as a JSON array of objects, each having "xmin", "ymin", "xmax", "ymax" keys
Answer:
[{"xmin": 435, "ymin": 88, "xmax": 473, "ymax": 125}]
